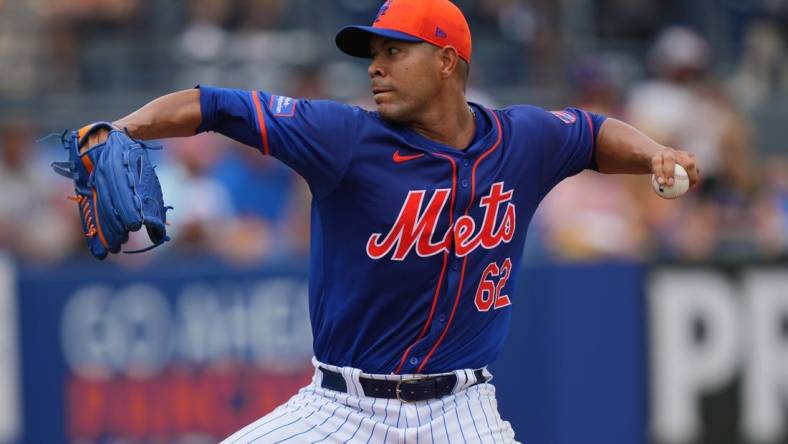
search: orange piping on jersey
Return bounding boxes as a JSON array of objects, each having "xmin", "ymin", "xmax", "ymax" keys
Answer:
[
  {"xmin": 393, "ymin": 253, "xmax": 449, "ymax": 374},
  {"xmin": 416, "ymin": 110, "xmax": 503, "ymax": 373},
  {"xmin": 393, "ymin": 153, "xmax": 457, "ymax": 374},
  {"xmin": 251, "ymin": 91, "xmax": 271, "ymax": 156},
  {"xmin": 465, "ymin": 111, "xmax": 503, "ymax": 214},
  {"xmin": 582, "ymin": 110, "xmax": 596, "ymax": 164}
]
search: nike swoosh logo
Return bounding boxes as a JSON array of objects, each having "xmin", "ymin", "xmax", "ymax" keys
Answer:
[{"xmin": 392, "ymin": 151, "xmax": 424, "ymax": 163}]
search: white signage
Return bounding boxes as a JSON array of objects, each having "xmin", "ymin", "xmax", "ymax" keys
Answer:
[{"xmin": 650, "ymin": 269, "xmax": 788, "ymax": 443}]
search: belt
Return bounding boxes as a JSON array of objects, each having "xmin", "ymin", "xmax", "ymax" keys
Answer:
[{"xmin": 319, "ymin": 367, "xmax": 488, "ymax": 403}]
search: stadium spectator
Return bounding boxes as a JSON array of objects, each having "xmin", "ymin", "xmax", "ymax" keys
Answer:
[
  {"xmin": 0, "ymin": 120, "xmax": 79, "ymax": 262},
  {"xmin": 157, "ymin": 134, "xmax": 239, "ymax": 256},
  {"xmin": 728, "ymin": 20, "xmax": 788, "ymax": 112},
  {"xmin": 174, "ymin": 0, "xmax": 234, "ymax": 88},
  {"xmin": 45, "ymin": 0, "xmax": 144, "ymax": 91},
  {"xmin": 0, "ymin": 0, "xmax": 44, "ymax": 96},
  {"xmin": 625, "ymin": 27, "xmax": 727, "ymax": 177}
]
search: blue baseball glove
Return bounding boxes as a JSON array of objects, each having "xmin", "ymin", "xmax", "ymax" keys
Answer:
[{"xmin": 51, "ymin": 122, "xmax": 171, "ymax": 259}]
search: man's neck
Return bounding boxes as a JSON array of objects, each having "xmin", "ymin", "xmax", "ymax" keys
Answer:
[{"xmin": 408, "ymin": 96, "xmax": 476, "ymax": 150}]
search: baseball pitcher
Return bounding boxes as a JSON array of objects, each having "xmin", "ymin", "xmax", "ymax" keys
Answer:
[{"xmin": 53, "ymin": 0, "xmax": 700, "ymax": 442}]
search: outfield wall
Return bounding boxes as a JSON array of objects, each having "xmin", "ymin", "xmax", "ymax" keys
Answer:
[{"xmin": 1, "ymin": 258, "xmax": 785, "ymax": 444}]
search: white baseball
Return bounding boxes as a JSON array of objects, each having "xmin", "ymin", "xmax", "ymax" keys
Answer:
[{"xmin": 652, "ymin": 164, "xmax": 690, "ymax": 199}]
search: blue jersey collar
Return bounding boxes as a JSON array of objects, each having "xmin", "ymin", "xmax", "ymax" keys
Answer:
[{"xmin": 383, "ymin": 103, "xmax": 499, "ymax": 157}]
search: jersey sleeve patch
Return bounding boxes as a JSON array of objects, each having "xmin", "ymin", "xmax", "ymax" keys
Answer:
[
  {"xmin": 550, "ymin": 110, "xmax": 577, "ymax": 124},
  {"xmin": 269, "ymin": 95, "xmax": 298, "ymax": 117}
]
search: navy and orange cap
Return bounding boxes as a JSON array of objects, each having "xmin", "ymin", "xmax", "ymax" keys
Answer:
[{"xmin": 335, "ymin": 0, "xmax": 473, "ymax": 64}]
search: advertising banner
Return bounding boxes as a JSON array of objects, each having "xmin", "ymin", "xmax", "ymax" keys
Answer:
[
  {"xmin": 14, "ymin": 259, "xmax": 652, "ymax": 444},
  {"xmin": 16, "ymin": 259, "xmax": 314, "ymax": 444},
  {"xmin": 16, "ymin": 260, "xmax": 785, "ymax": 444}
]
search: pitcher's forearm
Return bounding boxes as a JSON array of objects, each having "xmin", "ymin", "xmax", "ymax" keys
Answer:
[
  {"xmin": 113, "ymin": 89, "xmax": 202, "ymax": 140},
  {"xmin": 595, "ymin": 118, "xmax": 700, "ymax": 187},
  {"xmin": 595, "ymin": 118, "xmax": 666, "ymax": 174}
]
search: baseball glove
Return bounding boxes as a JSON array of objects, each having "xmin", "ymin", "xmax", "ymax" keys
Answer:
[{"xmin": 50, "ymin": 122, "xmax": 171, "ymax": 259}]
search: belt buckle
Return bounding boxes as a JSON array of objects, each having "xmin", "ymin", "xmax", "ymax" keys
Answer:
[{"xmin": 395, "ymin": 377, "xmax": 425, "ymax": 403}]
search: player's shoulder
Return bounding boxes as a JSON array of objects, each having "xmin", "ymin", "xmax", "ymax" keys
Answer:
[
  {"xmin": 498, "ymin": 104, "xmax": 556, "ymax": 119},
  {"xmin": 299, "ymin": 98, "xmax": 374, "ymax": 120},
  {"xmin": 496, "ymin": 104, "xmax": 565, "ymax": 130},
  {"xmin": 498, "ymin": 104, "xmax": 593, "ymax": 127},
  {"xmin": 285, "ymin": 98, "xmax": 380, "ymax": 135}
]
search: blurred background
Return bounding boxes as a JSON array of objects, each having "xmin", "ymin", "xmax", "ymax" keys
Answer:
[{"xmin": 0, "ymin": 0, "xmax": 786, "ymax": 443}]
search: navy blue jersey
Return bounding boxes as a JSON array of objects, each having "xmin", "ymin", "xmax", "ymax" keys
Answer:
[{"xmin": 197, "ymin": 86, "xmax": 606, "ymax": 374}]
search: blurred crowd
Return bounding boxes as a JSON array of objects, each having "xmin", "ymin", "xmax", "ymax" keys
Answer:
[
  {"xmin": 0, "ymin": 0, "xmax": 787, "ymax": 264},
  {"xmin": 530, "ymin": 24, "xmax": 788, "ymax": 263}
]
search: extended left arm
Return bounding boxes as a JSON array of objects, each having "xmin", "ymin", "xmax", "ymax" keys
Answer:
[{"xmin": 595, "ymin": 118, "xmax": 701, "ymax": 188}]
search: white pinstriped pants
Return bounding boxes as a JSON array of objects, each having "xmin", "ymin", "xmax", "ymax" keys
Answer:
[{"xmin": 221, "ymin": 358, "xmax": 519, "ymax": 444}]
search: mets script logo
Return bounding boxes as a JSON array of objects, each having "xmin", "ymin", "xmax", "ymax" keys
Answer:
[
  {"xmin": 375, "ymin": 0, "xmax": 393, "ymax": 22},
  {"xmin": 366, "ymin": 182, "xmax": 516, "ymax": 261}
]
